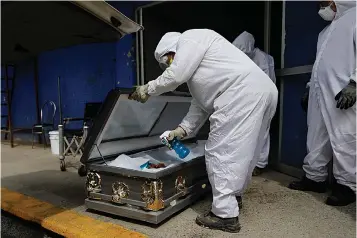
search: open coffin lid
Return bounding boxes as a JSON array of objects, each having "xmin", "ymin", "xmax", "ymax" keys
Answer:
[
  {"xmin": 2, "ymin": 1, "xmax": 143, "ymax": 63},
  {"xmin": 81, "ymin": 89, "xmax": 208, "ymax": 178}
]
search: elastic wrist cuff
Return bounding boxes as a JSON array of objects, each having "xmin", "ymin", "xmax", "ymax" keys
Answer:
[{"xmin": 178, "ymin": 125, "xmax": 188, "ymax": 137}]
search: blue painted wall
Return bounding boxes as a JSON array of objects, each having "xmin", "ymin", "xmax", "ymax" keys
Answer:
[
  {"xmin": 38, "ymin": 42, "xmax": 117, "ymax": 128},
  {"xmin": 280, "ymin": 1, "xmax": 328, "ymax": 168},
  {"xmin": 280, "ymin": 73, "xmax": 311, "ymax": 168},
  {"xmin": 284, "ymin": 1, "xmax": 328, "ymax": 68}
]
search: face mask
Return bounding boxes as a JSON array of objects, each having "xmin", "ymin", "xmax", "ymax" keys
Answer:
[
  {"xmin": 159, "ymin": 56, "xmax": 173, "ymax": 70},
  {"xmin": 318, "ymin": 4, "xmax": 336, "ymax": 21}
]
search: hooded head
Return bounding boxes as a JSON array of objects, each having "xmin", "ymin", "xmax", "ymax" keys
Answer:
[
  {"xmin": 318, "ymin": 1, "xmax": 356, "ymax": 21},
  {"xmin": 334, "ymin": 1, "xmax": 356, "ymax": 19},
  {"xmin": 232, "ymin": 31, "xmax": 256, "ymax": 58},
  {"xmin": 154, "ymin": 32, "xmax": 182, "ymax": 62}
]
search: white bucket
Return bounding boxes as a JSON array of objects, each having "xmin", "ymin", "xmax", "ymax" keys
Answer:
[{"xmin": 49, "ymin": 130, "xmax": 59, "ymax": 155}]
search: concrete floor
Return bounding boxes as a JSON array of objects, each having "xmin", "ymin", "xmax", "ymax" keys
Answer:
[{"xmin": 1, "ymin": 143, "xmax": 356, "ymax": 238}]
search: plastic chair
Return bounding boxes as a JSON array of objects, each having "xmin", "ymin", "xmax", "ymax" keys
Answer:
[{"xmin": 32, "ymin": 100, "xmax": 56, "ymax": 149}]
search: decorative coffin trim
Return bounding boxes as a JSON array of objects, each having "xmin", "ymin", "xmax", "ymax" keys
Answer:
[
  {"xmin": 86, "ymin": 172, "xmax": 102, "ymax": 194},
  {"xmin": 175, "ymin": 176, "xmax": 187, "ymax": 196},
  {"xmin": 141, "ymin": 180, "xmax": 165, "ymax": 211},
  {"xmin": 112, "ymin": 182, "xmax": 129, "ymax": 204}
]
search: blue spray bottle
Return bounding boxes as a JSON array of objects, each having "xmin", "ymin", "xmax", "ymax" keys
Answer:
[{"xmin": 160, "ymin": 131, "xmax": 190, "ymax": 159}]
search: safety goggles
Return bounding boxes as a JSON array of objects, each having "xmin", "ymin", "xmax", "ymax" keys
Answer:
[{"xmin": 158, "ymin": 55, "xmax": 170, "ymax": 70}]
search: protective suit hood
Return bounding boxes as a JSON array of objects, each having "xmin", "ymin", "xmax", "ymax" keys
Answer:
[
  {"xmin": 154, "ymin": 32, "xmax": 181, "ymax": 62},
  {"xmin": 232, "ymin": 31, "xmax": 255, "ymax": 56},
  {"xmin": 334, "ymin": 1, "xmax": 356, "ymax": 20}
]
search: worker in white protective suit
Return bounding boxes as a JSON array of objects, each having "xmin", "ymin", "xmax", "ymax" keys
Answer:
[
  {"xmin": 289, "ymin": 1, "xmax": 356, "ymax": 206},
  {"xmin": 130, "ymin": 29, "xmax": 278, "ymax": 233},
  {"xmin": 232, "ymin": 31, "xmax": 276, "ymax": 176}
]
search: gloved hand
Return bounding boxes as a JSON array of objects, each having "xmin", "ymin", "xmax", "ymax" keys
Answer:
[
  {"xmin": 335, "ymin": 80, "xmax": 356, "ymax": 110},
  {"xmin": 129, "ymin": 84, "xmax": 150, "ymax": 103},
  {"xmin": 301, "ymin": 89, "xmax": 309, "ymax": 113},
  {"xmin": 167, "ymin": 127, "xmax": 187, "ymax": 141}
]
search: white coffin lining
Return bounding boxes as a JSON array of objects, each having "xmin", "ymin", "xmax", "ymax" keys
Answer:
[{"xmin": 104, "ymin": 140, "xmax": 207, "ymax": 174}]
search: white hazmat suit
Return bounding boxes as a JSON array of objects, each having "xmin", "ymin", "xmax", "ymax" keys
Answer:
[
  {"xmin": 303, "ymin": 1, "xmax": 356, "ymax": 192},
  {"xmin": 232, "ymin": 31, "xmax": 276, "ymax": 169},
  {"xmin": 147, "ymin": 29, "xmax": 278, "ymax": 218}
]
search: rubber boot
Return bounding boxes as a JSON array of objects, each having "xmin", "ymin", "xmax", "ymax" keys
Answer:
[
  {"xmin": 196, "ymin": 212, "xmax": 241, "ymax": 233},
  {"xmin": 252, "ymin": 167, "xmax": 263, "ymax": 176},
  {"xmin": 326, "ymin": 183, "xmax": 356, "ymax": 206},
  {"xmin": 288, "ymin": 176, "xmax": 327, "ymax": 193}
]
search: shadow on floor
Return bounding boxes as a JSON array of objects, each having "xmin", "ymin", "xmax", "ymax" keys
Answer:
[
  {"xmin": 2, "ymin": 170, "xmax": 86, "ymax": 209},
  {"xmin": 260, "ymin": 170, "xmax": 356, "ymax": 221}
]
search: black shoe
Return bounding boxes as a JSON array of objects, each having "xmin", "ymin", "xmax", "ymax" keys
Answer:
[
  {"xmin": 326, "ymin": 184, "xmax": 356, "ymax": 206},
  {"xmin": 252, "ymin": 167, "xmax": 263, "ymax": 176},
  {"xmin": 236, "ymin": 196, "xmax": 243, "ymax": 209},
  {"xmin": 288, "ymin": 176, "xmax": 327, "ymax": 193},
  {"xmin": 196, "ymin": 212, "xmax": 241, "ymax": 233}
]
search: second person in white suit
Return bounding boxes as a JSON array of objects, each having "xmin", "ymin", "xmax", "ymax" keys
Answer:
[{"xmin": 232, "ymin": 31, "xmax": 276, "ymax": 176}]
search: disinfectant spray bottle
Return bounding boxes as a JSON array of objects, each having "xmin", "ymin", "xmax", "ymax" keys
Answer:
[{"xmin": 160, "ymin": 131, "xmax": 190, "ymax": 159}]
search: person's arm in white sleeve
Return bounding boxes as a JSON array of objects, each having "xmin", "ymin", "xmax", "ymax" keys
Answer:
[
  {"xmin": 255, "ymin": 55, "xmax": 270, "ymax": 78},
  {"xmin": 260, "ymin": 63, "xmax": 270, "ymax": 78},
  {"xmin": 268, "ymin": 56, "xmax": 276, "ymax": 84},
  {"xmin": 148, "ymin": 39, "xmax": 207, "ymax": 96},
  {"xmin": 261, "ymin": 66, "xmax": 270, "ymax": 78},
  {"xmin": 178, "ymin": 99, "xmax": 209, "ymax": 136},
  {"xmin": 270, "ymin": 70, "xmax": 277, "ymax": 84},
  {"xmin": 258, "ymin": 55, "xmax": 275, "ymax": 83}
]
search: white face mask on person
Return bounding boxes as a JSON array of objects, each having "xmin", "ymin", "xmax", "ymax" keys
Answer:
[{"xmin": 318, "ymin": 3, "xmax": 336, "ymax": 21}]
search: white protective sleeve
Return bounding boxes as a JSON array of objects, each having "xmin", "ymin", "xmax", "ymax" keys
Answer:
[
  {"xmin": 268, "ymin": 55, "xmax": 277, "ymax": 84},
  {"xmin": 260, "ymin": 62, "xmax": 270, "ymax": 78},
  {"xmin": 179, "ymin": 98, "xmax": 209, "ymax": 136},
  {"xmin": 147, "ymin": 39, "xmax": 207, "ymax": 96}
]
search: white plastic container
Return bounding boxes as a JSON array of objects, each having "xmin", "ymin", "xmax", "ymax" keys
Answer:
[{"xmin": 49, "ymin": 131, "xmax": 59, "ymax": 155}]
